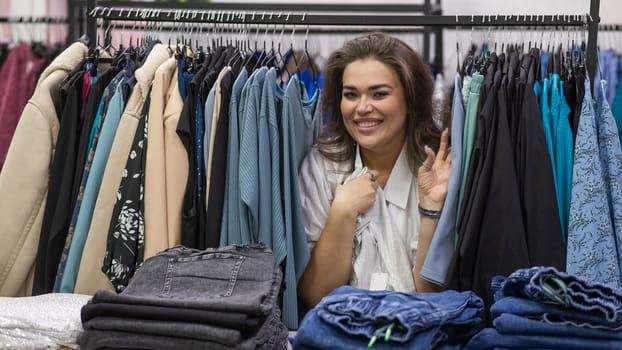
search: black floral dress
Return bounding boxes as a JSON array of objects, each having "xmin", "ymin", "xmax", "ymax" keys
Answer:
[{"xmin": 102, "ymin": 93, "xmax": 151, "ymax": 292}]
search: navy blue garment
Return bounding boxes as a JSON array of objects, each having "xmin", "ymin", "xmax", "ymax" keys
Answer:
[{"xmin": 292, "ymin": 286, "xmax": 483, "ymax": 350}]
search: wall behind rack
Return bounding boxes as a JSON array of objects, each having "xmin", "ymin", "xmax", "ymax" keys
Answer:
[{"xmin": 2, "ymin": 0, "xmax": 67, "ymax": 44}]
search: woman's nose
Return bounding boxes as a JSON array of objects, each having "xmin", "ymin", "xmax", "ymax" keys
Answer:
[{"xmin": 356, "ymin": 97, "xmax": 373, "ymax": 114}]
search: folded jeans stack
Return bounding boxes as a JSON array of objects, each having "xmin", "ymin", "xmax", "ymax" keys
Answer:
[
  {"xmin": 78, "ymin": 244, "xmax": 289, "ymax": 350},
  {"xmin": 292, "ymin": 285, "xmax": 484, "ymax": 350},
  {"xmin": 466, "ymin": 266, "xmax": 622, "ymax": 349}
]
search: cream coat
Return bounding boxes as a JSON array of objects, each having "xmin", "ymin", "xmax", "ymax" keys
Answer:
[{"xmin": 0, "ymin": 42, "xmax": 87, "ymax": 296}]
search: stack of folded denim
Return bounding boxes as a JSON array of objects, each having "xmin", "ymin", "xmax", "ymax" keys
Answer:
[
  {"xmin": 78, "ymin": 244, "xmax": 289, "ymax": 350},
  {"xmin": 467, "ymin": 266, "xmax": 622, "ymax": 349},
  {"xmin": 292, "ymin": 286, "xmax": 484, "ymax": 350}
]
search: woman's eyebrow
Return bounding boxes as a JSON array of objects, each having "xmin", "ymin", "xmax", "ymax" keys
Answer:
[{"xmin": 342, "ymin": 84, "xmax": 394, "ymax": 90}]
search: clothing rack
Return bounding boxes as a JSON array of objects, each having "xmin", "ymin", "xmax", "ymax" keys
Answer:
[
  {"xmin": 86, "ymin": 0, "xmax": 601, "ymax": 85},
  {"xmin": 86, "ymin": 0, "xmax": 443, "ymax": 74}
]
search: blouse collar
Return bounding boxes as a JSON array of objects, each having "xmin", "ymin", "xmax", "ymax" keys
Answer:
[{"xmin": 355, "ymin": 143, "xmax": 413, "ymax": 210}]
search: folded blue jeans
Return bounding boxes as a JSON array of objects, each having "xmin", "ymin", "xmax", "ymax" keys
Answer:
[
  {"xmin": 491, "ymin": 296, "xmax": 622, "ymax": 331},
  {"xmin": 92, "ymin": 244, "xmax": 281, "ymax": 317},
  {"xmin": 493, "ymin": 266, "xmax": 622, "ymax": 329},
  {"xmin": 466, "ymin": 326, "xmax": 622, "ymax": 349},
  {"xmin": 292, "ymin": 286, "xmax": 483, "ymax": 349},
  {"xmin": 493, "ymin": 312, "xmax": 622, "ymax": 340}
]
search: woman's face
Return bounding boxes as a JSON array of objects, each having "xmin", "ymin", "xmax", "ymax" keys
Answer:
[{"xmin": 340, "ymin": 58, "xmax": 408, "ymax": 157}]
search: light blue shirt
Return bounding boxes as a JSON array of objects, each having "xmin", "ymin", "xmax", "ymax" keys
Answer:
[
  {"xmin": 595, "ymin": 79, "xmax": 622, "ymax": 281},
  {"xmin": 285, "ymin": 74, "xmax": 321, "ymax": 328},
  {"xmin": 220, "ymin": 67, "xmax": 249, "ymax": 246},
  {"xmin": 202, "ymin": 81, "xmax": 217, "ymax": 185},
  {"xmin": 239, "ymin": 67, "xmax": 268, "ymax": 244},
  {"xmin": 58, "ymin": 78, "xmax": 128, "ymax": 293},
  {"xmin": 567, "ymin": 77, "xmax": 621, "ymax": 289},
  {"xmin": 256, "ymin": 68, "xmax": 274, "ymax": 249},
  {"xmin": 421, "ymin": 73, "xmax": 464, "ymax": 285}
]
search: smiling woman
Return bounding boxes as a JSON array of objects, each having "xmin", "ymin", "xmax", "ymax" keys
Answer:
[
  {"xmin": 340, "ymin": 58, "xmax": 408, "ymax": 186},
  {"xmin": 297, "ymin": 32, "xmax": 451, "ymax": 309}
]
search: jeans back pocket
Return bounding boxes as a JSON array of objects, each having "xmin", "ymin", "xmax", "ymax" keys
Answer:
[{"xmin": 161, "ymin": 253, "xmax": 246, "ymax": 298}]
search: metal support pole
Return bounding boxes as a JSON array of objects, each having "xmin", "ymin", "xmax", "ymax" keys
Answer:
[
  {"xmin": 587, "ymin": 0, "xmax": 600, "ymax": 89},
  {"xmin": 422, "ymin": 0, "xmax": 431, "ymax": 67},
  {"xmin": 86, "ymin": 0, "xmax": 96, "ymax": 46},
  {"xmin": 433, "ymin": 0, "xmax": 444, "ymax": 76}
]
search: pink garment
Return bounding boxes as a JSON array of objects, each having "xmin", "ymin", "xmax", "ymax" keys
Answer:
[
  {"xmin": 0, "ymin": 44, "xmax": 46, "ymax": 170},
  {"xmin": 81, "ymin": 68, "xmax": 92, "ymax": 119}
]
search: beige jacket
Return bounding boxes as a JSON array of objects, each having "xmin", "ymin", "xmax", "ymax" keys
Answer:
[
  {"xmin": 0, "ymin": 42, "xmax": 87, "ymax": 296},
  {"xmin": 143, "ymin": 57, "xmax": 187, "ymax": 259},
  {"xmin": 74, "ymin": 44, "xmax": 170, "ymax": 294}
]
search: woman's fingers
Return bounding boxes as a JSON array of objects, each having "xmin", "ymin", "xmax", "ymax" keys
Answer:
[{"xmin": 435, "ymin": 128, "xmax": 450, "ymax": 162}]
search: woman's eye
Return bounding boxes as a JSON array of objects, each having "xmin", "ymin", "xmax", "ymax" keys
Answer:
[
  {"xmin": 374, "ymin": 91, "xmax": 389, "ymax": 98},
  {"xmin": 343, "ymin": 92, "xmax": 357, "ymax": 99}
]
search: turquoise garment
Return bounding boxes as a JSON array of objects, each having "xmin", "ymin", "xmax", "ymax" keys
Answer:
[
  {"xmin": 239, "ymin": 67, "xmax": 268, "ymax": 244},
  {"xmin": 56, "ymin": 79, "xmax": 129, "ymax": 293},
  {"xmin": 567, "ymin": 77, "xmax": 622, "ymax": 289},
  {"xmin": 611, "ymin": 67, "xmax": 622, "ymax": 151},
  {"xmin": 540, "ymin": 77, "xmax": 557, "ymax": 180},
  {"xmin": 461, "ymin": 75, "xmax": 472, "ymax": 110},
  {"xmin": 283, "ymin": 74, "xmax": 321, "ymax": 328},
  {"xmin": 595, "ymin": 79, "xmax": 622, "ymax": 281},
  {"xmin": 457, "ymin": 72, "xmax": 482, "ymax": 225},
  {"xmin": 553, "ymin": 77, "xmax": 574, "ymax": 242},
  {"xmin": 220, "ymin": 68, "xmax": 249, "ymax": 246},
  {"xmin": 421, "ymin": 73, "xmax": 464, "ymax": 285}
]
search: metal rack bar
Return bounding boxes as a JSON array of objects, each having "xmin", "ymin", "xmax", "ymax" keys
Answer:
[
  {"xmin": 93, "ymin": 1, "xmax": 429, "ymax": 13},
  {"xmin": 89, "ymin": 8, "xmax": 591, "ymax": 27},
  {"xmin": 599, "ymin": 24, "xmax": 622, "ymax": 30},
  {"xmin": 92, "ymin": 22, "xmax": 425, "ymax": 35},
  {"xmin": 0, "ymin": 17, "xmax": 68, "ymax": 23}
]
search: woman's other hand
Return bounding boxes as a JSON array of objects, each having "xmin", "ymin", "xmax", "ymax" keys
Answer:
[{"xmin": 417, "ymin": 129, "xmax": 451, "ymax": 210}]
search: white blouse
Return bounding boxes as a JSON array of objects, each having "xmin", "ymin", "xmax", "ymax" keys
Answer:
[{"xmin": 298, "ymin": 143, "xmax": 420, "ymax": 292}]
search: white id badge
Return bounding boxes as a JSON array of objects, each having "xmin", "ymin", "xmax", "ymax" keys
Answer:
[{"xmin": 369, "ymin": 272, "xmax": 389, "ymax": 290}]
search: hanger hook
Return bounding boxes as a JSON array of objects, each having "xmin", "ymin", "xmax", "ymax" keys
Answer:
[
  {"xmin": 88, "ymin": 6, "xmax": 100, "ymax": 17},
  {"xmin": 305, "ymin": 23, "xmax": 310, "ymax": 42}
]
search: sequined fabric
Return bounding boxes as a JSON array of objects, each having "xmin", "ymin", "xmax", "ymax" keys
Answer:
[{"xmin": 0, "ymin": 293, "xmax": 91, "ymax": 349}]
